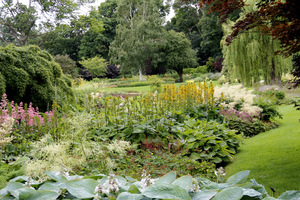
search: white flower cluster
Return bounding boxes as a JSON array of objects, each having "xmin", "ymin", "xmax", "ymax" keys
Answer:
[
  {"xmin": 214, "ymin": 167, "xmax": 226, "ymax": 177},
  {"xmin": 189, "ymin": 179, "xmax": 200, "ymax": 193},
  {"xmin": 140, "ymin": 169, "xmax": 155, "ymax": 189},
  {"xmin": 94, "ymin": 173, "xmax": 121, "ymax": 195},
  {"xmin": 0, "ymin": 117, "xmax": 14, "ymax": 145},
  {"xmin": 107, "ymin": 140, "xmax": 131, "ymax": 155},
  {"xmin": 90, "ymin": 92, "xmax": 104, "ymax": 99},
  {"xmin": 215, "ymin": 84, "xmax": 262, "ymax": 115}
]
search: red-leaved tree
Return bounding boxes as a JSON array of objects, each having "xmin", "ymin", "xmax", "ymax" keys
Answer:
[{"xmin": 190, "ymin": 0, "xmax": 300, "ymax": 86}]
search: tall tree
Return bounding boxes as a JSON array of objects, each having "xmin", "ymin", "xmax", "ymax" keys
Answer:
[
  {"xmin": 221, "ymin": 0, "xmax": 292, "ymax": 86},
  {"xmin": 167, "ymin": 0, "xmax": 223, "ymax": 65},
  {"xmin": 164, "ymin": 30, "xmax": 198, "ymax": 82},
  {"xmin": 79, "ymin": 0, "xmax": 118, "ymax": 60},
  {"xmin": 0, "ymin": 0, "xmax": 94, "ymax": 46},
  {"xmin": 109, "ymin": 0, "xmax": 167, "ymax": 80}
]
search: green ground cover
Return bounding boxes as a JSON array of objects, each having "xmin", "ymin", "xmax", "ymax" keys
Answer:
[{"xmin": 225, "ymin": 105, "xmax": 300, "ymax": 195}]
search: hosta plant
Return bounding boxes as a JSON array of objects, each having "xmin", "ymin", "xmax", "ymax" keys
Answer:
[{"xmin": 1, "ymin": 170, "xmax": 299, "ymax": 200}]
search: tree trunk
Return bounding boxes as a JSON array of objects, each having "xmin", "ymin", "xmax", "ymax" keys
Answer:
[
  {"xmin": 176, "ymin": 69, "xmax": 183, "ymax": 82},
  {"xmin": 139, "ymin": 67, "xmax": 143, "ymax": 81}
]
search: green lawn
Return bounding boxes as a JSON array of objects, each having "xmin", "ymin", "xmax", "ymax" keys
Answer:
[{"xmin": 225, "ymin": 105, "xmax": 300, "ymax": 195}]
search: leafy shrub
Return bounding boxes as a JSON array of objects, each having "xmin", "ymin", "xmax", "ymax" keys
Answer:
[
  {"xmin": 0, "ymin": 45, "xmax": 74, "ymax": 111},
  {"xmin": 183, "ymin": 68, "xmax": 196, "ymax": 74},
  {"xmin": 2, "ymin": 170, "xmax": 298, "ymax": 199},
  {"xmin": 255, "ymin": 101, "xmax": 283, "ymax": 122},
  {"xmin": 195, "ymin": 65, "xmax": 208, "ymax": 73},
  {"xmin": 53, "ymin": 54, "xmax": 78, "ymax": 78},
  {"xmin": 79, "ymin": 56, "xmax": 108, "ymax": 78},
  {"xmin": 214, "ymin": 57, "xmax": 223, "ymax": 72},
  {"xmin": 194, "ymin": 77, "xmax": 204, "ymax": 82},
  {"xmin": 161, "ymin": 77, "xmax": 175, "ymax": 83},
  {"xmin": 106, "ymin": 64, "xmax": 120, "ymax": 79},
  {"xmin": 208, "ymin": 73, "xmax": 222, "ymax": 81},
  {"xmin": 220, "ymin": 109, "xmax": 276, "ymax": 137},
  {"xmin": 206, "ymin": 57, "xmax": 216, "ymax": 72},
  {"xmin": 183, "ymin": 120, "xmax": 242, "ymax": 164},
  {"xmin": 256, "ymin": 86, "xmax": 286, "ymax": 104},
  {"xmin": 148, "ymin": 75, "xmax": 162, "ymax": 92},
  {"xmin": 218, "ymin": 74, "xmax": 227, "ymax": 85}
]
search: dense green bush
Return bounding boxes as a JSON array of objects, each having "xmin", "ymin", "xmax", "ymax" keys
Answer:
[
  {"xmin": 148, "ymin": 75, "xmax": 162, "ymax": 92},
  {"xmin": 183, "ymin": 120, "xmax": 242, "ymax": 164},
  {"xmin": 53, "ymin": 54, "xmax": 78, "ymax": 78},
  {"xmin": 0, "ymin": 45, "xmax": 73, "ymax": 111}
]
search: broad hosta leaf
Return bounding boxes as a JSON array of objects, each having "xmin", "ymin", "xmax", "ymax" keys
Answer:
[
  {"xmin": 190, "ymin": 191, "xmax": 217, "ymax": 200},
  {"xmin": 226, "ymin": 171, "xmax": 250, "ymax": 185},
  {"xmin": 155, "ymin": 171, "xmax": 176, "ymax": 184},
  {"xmin": 17, "ymin": 188, "xmax": 60, "ymax": 200},
  {"xmin": 38, "ymin": 182, "xmax": 61, "ymax": 193},
  {"xmin": 65, "ymin": 178, "xmax": 98, "ymax": 199},
  {"xmin": 143, "ymin": 183, "xmax": 191, "ymax": 200},
  {"xmin": 171, "ymin": 176, "xmax": 192, "ymax": 191},
  {"xmin": 128, "ymin": 183, "xmax": 141, "ymax": 194},
  {"xmin": 45, "ymin": 171, "xmax": 68, "ymax": 183},
  {"xmin": 242, "ymin": 188, "xmax": 262, "ymax": 197},
  {"xmin": 117, "ymin": 192, "xmax": 144, "ymax": 200},
  {"xmin": 5, "ymin": 182, "xmax": 24, "ymax": 197},
  {"xmin": 262, "ymin": 197, "xmax": 277, "ymax": 200},
  {"xmin": 211, "ymin": 187, "xmax": 243, "ymax": 200},
  {"xmin": 279, "ymin": 191, "xmax": 300, "ymax": 200}
]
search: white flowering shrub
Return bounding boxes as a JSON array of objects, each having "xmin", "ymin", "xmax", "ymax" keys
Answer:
[
  {"xmin": 0, "ymin": 117, "xmax": 14, "ymax": 146},
  {"xmin": 215, "ymin": 83, "xmax": 262, "ymax": 115}
]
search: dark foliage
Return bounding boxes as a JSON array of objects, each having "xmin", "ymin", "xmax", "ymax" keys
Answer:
[
  {"xmin": 106, "ymin": 64, "xmax": 120, "ymax": 79},
  {"xmin": 80, "ymin": 68, "xmax": 93, "ymax": 81},
  {"xmin": 214, "ymin": 57, "xmax": 223, "ymax": 72}
]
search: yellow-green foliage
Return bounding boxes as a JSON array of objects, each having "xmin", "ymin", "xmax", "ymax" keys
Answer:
[
  {"xmin": 79, "ymin": 56, "xmax": 108, "ymax": 78},
  {"xmin": 0, "ymin": 45, "xmax": 74, "ymax": 111},
  {"xmin": 221, "ymin": 0, "xmax": 292, "ymax": 86}
]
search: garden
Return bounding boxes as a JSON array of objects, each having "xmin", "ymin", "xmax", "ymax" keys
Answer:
[
  {"xmin": 0, "ymin": 46, "xmax": 299, "ymax": 199},
  {"xmin": 1, "ymin": 0, "xmax": 300, "ymax": 199}
]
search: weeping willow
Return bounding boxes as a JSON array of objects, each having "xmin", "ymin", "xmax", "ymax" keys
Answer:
[{"xmin": 221, "ymin": 0, "xmax": 292, "ymax": 86}]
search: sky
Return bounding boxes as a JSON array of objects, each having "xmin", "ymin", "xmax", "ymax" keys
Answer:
[{"xmin": 1, "ymin": 0, "xmax": 175, "ymax": 22}]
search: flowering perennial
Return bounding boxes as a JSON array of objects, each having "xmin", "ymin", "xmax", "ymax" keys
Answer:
[{"xmin": 0, "ymin": 94, "xmax": 54, "ymax": 127}]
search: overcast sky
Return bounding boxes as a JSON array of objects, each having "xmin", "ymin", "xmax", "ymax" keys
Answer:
[{"xmin": 0, "ymin": 0, "xmax": 174, "ymax": 21}]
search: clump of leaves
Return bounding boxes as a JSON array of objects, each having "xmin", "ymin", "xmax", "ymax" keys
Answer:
[{"xmin": 1, "ymin": 170, "xmax": 299, "ymax": 199}]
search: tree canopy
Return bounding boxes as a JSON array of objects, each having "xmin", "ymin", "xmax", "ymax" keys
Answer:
[{"xmin": 0, "ymin": 0, "xmax": 95, "ymax": 46}]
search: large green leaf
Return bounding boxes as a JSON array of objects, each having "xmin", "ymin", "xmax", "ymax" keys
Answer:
[
  {"xmin": 45, "ymin": 171, "xmax": 68, "ymax": 183},
  {"xmin": 171, "ymin": 176, "xmax": 192, "ymax": 191},
  {"xmin": 226, "ymin": 171, "xmax": 250, "ymax": 185},
  {"xmin": 143, "ymin": 183, "xmax": 191, "ymax": 200},
  {"xmin": 242, "ymin": 188, "xmax": 262, "ymax": 198},
  {"xmin": 17, "ymin": 188, "xmax": 60, "ymax": 200},
  {"xmin": 155, "ymin": 171, "xmax": 176, "ymax": 184},
  {"xmin": 5, "ymin": 182, "xmax": 24, "ymax": 197},
  {"xmin": 38, "ymin": 182, "xmax": 61, "ymax": 193},
  {"xmin": 279, "ymin": 191, "xmax": 300, "ymax": 200},
  {"xmin": 65, "ymin": 178, "xmax": 99, "ymax": 199},
  {"xmin": 190, "ymin": 191, "xmax": 217, "ymax": 200},
  {"xmin": 211, "ymin": 187, "xmax": 243, "ymax": 200},
  {"xmin": 117, "ymin": 192, "xmax": 144, "ymax": 200}
]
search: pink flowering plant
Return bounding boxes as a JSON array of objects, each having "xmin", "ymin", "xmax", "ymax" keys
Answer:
[
  {"xmin": 220, "ymin": 108, "xmax": 276, "ymax": 137},
  {"xmin": 0, "ymin": 94, "xmax": 55, "ymax": 158}
]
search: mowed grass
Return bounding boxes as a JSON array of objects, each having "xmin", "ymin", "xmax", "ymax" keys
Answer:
[
  {"xmin": 76, "ymin": 81, "xmax": 219, "ymax": 94},
  {"xmin": 225, "ymin": 105, "xmax": 300, "ymax": 195}
]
